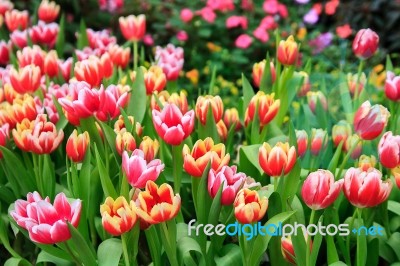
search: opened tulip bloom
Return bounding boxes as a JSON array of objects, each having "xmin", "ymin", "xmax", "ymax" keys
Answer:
[
  {"xmin": 182, "ymin": 137, "xmax": 230, "ymax": 177},
  {"xmin": 384, "ymin": 71, "xmax": 400, "ymax": 101},
  {"xmin": 354, "ymin": 101, "xmax": 389, "ymax": 140},
  {"xmin": 234, "ymin": 188, "xmax": 268, "ymax": 224},
  {"xmin": 343, "ymin": 167, "xmax": 392, "ymax": 208},
  {"xmin": 10, "ymin": 192, "xmax": 81, "ymax": 244},
  {"xmin": 96, "ymin": 84, "xmax": 129, "ymax": 121},
  {"xmin": 378, "ymin": 131, "xmax": 400, "ymax": 168},
  {"xmin": 9, "ymin": 65, "xmax": 41, "ymax": 94},
  {"xmin": 352, "ymin": 28, "xmax": 379, "ymax": 59},
  {"xmin": 277, "ymin": 35, "xmax": 299, "ymax": 66},
  {"xmin": 119, "ymin": 14, "xmax": 146, "ymax": 41},
  {"xmin": 152, "ymin": 103, "xmax": 195, "ymax": 146},
  {"xmin": 155, "ymin": 44, "xmax": 184, "ymax": 80},
  {"xmin": 135, "ymin": 181, "xmax": 181, "ymax": 224},
  {"xmin": 66, "ymin": 130, "xmax": 89, "ymax": 163},
  {"xmin": 122, "ymin": 149, "xmax": 164, "ymax": 189},
  {"xmin": 100, "ymin": 196, "xmax": 137, "ymax": 236},
  {"xmin": 301, "ymin": 170, "xmax": 343, "ymax": 210},
  {"xmin": 5, "ymin": 10, "xmax": 29, "ymax": 32},
  {"xmin": 259, "ymin": 142, "xmax": 297, "ymax": 177}
]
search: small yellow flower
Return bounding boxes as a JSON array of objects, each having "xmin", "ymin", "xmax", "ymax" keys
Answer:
[
  {"xmin": 185, "ymin": 69, "xmax": 199, "ymax": 85},
  {"xmin": 207, "ymin": 42, "xmax": 222, "ymax": 52}
]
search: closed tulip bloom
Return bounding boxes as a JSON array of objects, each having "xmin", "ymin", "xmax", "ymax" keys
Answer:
[
  {"xmin": 122, "ymin": 149, "xmax": 164, "ymax": 189},
  {"xmin": 132, "ymin": 66, "xmax": 166, "ymax": 95},
  {"xmin": 378, "ymin": 131, "xmax": 400, "ymax": 168},
  {"xmin": 58, "ymin": 57, "xmax": 73, "ymax": 82},
  {"xmin": 151, "ymin": 91, "xmax": 188, "ymax": 114},
  {"xmin": 195, "ymin": 95, "xmax": 224, "ymax": 125},
  {"xmin": 296, "ymin": 71, "xmax": 311, "ymax": 97},
  {"xmin": 301, "ymin": 170, "xmax": 343, "ymax": 210},
  {"xmin": 10, "ymin": 192, "xmax": 81, "ymax": 244},
  {"xmin": 282, "ymin": 234, "xmax": 311, "ymax": 265},
  {"xmin": 0, "ymin": 41, "xmax": 11, "ymax": 65},
  {"xmin": 10, "ymin": 65, "xmax": 41, "ymax": 94},
  {"xmin": 0, "ymin": 123, "xmax": 9, "ymax": 158},
  {"xmin": 5, "ymin": 10, "xmax": 29, "ymax": 32},
  {"xmin": 344, "ymin": 167, "xmax": 392, "ymax": 208},
  {"xmin": 352, "ymin": 28, "xmax": 379, "ymax": 59},
  {"xmin": 344, "ymin": 134, "xmax": 363, "ymax": 160},
  {"xmin": 358, "ymin": 155, "xmax": 376, "ymax": 172},
  {"xmin": 100, "ymin": 196, "xmax": 137, "ymax": 236},
  {"xmin": 347, "ymin": 72, "xmax": 366, "ymax": 97},
  {"xmin": 354, "ymin": 101, "xmax": 389, "ymax": 140},
  {"xmin": 119, "ymin": 14, "xmax": 146, "ymax": 41},
  {"xmin": 384, "ymin": 71, "xmax": 400, "ymax": 101},
  {"xmin": 10, "ymin": 29, "xmax": 28, "ymax": 49},
  {"xmin": 107, "ymin": 44, "xmax": 130, "ymax": 69},
  {"xmin": 245, "ymin": 91, "xmax": 280, "ymax": 127},
  {"xmin": 135, "ymin": 180, "xmax": 181, "ymax": 224},
  {"xmin": 310, "ymin": 128, "xmax": 327, "ymax": 156},
  {"xmin": 259, "ymin": 142, "xmax": 297, "ymax": 177},
  {"xmin": 208, "ymin": 165, "xmax": 246, "ymax": 205},
  {"xmin": 44, "ymin": 50, "xmax": 59, "ymax": 78},
  {"xmin": 216, "ymin": 120, "xmax": 228, "ymax": 142},
  {"xmin": 391, "ymin": 166, "xmax": 400, "ymax": 189},
  {"xmin": 234, "ymin": 188, "xmax": 268, "ymax": 224},
  {"xmin": 295, "ymin": 130, "xmax": 308, "ymax": 157},
  {"xmin": 66, "ymin": 130, "xmax": 89, "ymax": 163},
  {"xmin": 114, "ymin": 115, "xmax": 143, "ymax": 137},
  {"xmin": 332, "ymin": 120, "xmax": 352, "ymax": 147},
  {"xmin": 252, "ymin": 60, "xmax": 276, "ymax": 88},
  {"xmin": 152, "ymin": 103, "xmax": 195, "ymax": 146},
  {"xmin": 223, "ymin": 108, "xmax": 241, "ymax": 131},
  {"xmin": 96, "ymin": 84, "xmax": 129, "ymax": 121},
  {"xmin": 12, "ymin": 94, "xmax": 39, "ymax": 124},
  {"xmin": 183, "ymin": 137, "xmax": 230, "ymax": 177},
  {"xmin": 38, "ymin": 0, "xmax": 60, "ymax": 23},
  {"xmin": 307, "ymin": 91, "xmax": 327, "ymax": 114},
  {"xmin": 116, "ymin": 130, "xmax": 136, "ymax": 156},
  {"xmin": 277, "ymin": 35, "xmax": 299, "ymax": 66},
  {"xmin": 139, "ymin": 136, "xmax": 159, "ymax": 162}
]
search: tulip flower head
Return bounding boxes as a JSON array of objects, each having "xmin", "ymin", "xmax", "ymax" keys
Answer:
[
  {"xmin": 252, "ymin": 59, "xmax": 276, "ymax": 88},
  {"xmin": 310, "ymin": 128, "xmax": 328, "ymax": 156},
  {"xmin": 259, "ymin": 142, "xmax": 297, "ymax": 177},
  {"xmin": 195, "ymin": 95, "xmax": 224, "ymax": 125},
  {"xmin": 132, "ymin": 66, "xmax": 166, "ymax": 95},
  {"xmin": 282, "ymin": 233, "xmax": 312, "ymax": 265},
  {"xmin": 155, "ymin": 44, "xmax": 184, "ymax": 81},
  {"xmin": 223, "ymin": 108, "xmax": 241, "ymax": 131},
  {"xmin": 0, "ymin": 123, "xmax": 9, "ymax": 158},
  {"xmin": 277, "ymin": 35, "xmax": 299, "ymax": 66},
  {"xmin": 119, "ymin": 14, "xmax": 146, "ymax": 41},
  {"xmin": 5, "ymin": 10, "xmax": 29, "ymax": 32},
  {"xmin": 352, "ymin": 28, "xmax": 379, "ymax": 60},
  {"xmin": 96, "ymin": 84, "xmax": 129, "ymax": 121},
  {"xmin": 378, "ymin": 131, "xmax": 400, "ymax": 169},
  {"xmin": 354, "ymin": 101, "xmax": 389, "ymax": 140},
  {"xmin": 38, "ymin": 0, "xmax": 60, "ymax": 23},
  {"xmin": 10, "ymin": 192, "xmax": 81, "ymax": 244},
  {"xmin": 296, "ymin": 71, "xmax": 311, "ymax": 97},
  {"xmin": 384, "ymin": 71, "xmax": 400, "ymax": 101},
  {"xmin": 391, "ymin": 166, "xmax": 400, "ymax": 189},
  {"xmin": 295, "ymin": 129, "xmax": 308, "ymax": 157},
  {"xmin": 358, "ymin": 155, "xmax": 376, "ymax": 172},
  {"xmin": 307, "ymin": 91, "xmax": 327, "ymax": 114},
  {"xmin": 9, "ymin": 65, "xmax": 41, "ymax": 94},
  {"xmin": 347, "ymin": 72, "xmax": 366, "ymax": 97},
  {"xmin": 116, "ymin": 130, "xmax": 136, "ymax": 156},
  {"xmin": 234, "ymin": 188, "xmax": 268, "ymax": 224},
  {"xmin": 245, "ymin": 91, "xmax": 280, "ymax": 127},
  {"xmin": 30, "ymin": 21, "xmax": 59, "ymax": 49},
  {"xmin": 139, "ymin": 136, "xmax": 160, "ymax": 162},
  {"xmin": 151, "ymin": 91, "xmax": 188, "ymax": 114},
  {"xmin": 332, "ymin": 120, "xmax": 352, "ymax": 147},
  {"xmin": 66, "ymin": 130, "xmax": 90, "ymax": 163},
  {"xmin": 344, "ymin": 134, "xmax": 363, "ymax": 160},
  {"xmin": 107, "ymin": 44, "xmax": 130, "ymax": 69}
]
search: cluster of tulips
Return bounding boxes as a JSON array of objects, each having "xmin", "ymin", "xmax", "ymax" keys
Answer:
[{"xmin": 0, "ymin": 0, "xmax": 400, "ymax": 265}]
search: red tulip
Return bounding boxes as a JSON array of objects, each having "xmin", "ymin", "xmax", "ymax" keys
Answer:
[
  {"xmin": 282, "ymin": 234, "xmax": 312, "ymax": 265},
  {"xmin": 107, "ymin": 44, "xmax": 130, "ymax": 69},
  {"xmin": 131, "ymin": 66, "xmax": 166, "ymax": 95},
  {"xmin": 245, "ymin": 91, "xmax": 280, "ymax": 127},
  {"xmin": 259, "ymin": 142, "xmax": 297, "ymax": 177},
  {"xmin": 307, "ymin": 91, "xmax": 327, "ymax": 114},
  {"xmin": 10, "ymin": 29, "xmax": 28, "ymax": 49},
  {"xmin": 252, "ymin": 60, "xmax": 276, "ymax": 88},
  {"xmin": 310, "ymin": 128, "xmax": 328, "ymax": 156},
  {"xmin": 296, "ymin": 71, "xmax": 311, "ymax": 97},
  {"xmin": 12, "ymin": 94, "xmax": 39, "ymax": 124},
  {"xmin": 195, "ymin": 95, "xmax": 224, "ymax": 125},
  {"xmin": 301, "ymin": 170, "xmax": 343, "ymax": 210},
  {"xmin": 66, "ymin": 130, "xmax": 90, "ymax": 163},
  {"xmin": 343, "ymin": 167, "xmax": 392, "ymax": 208},
  {"xmin": 38, "ymin": 0, "xmax": 60, "ymax": 23},
  {"xmin": 208, "ymin": 165, "xmax": 246, "ymax": 205},
  {"xmin": 277, "ymin": 35, "xmax": 299, "ymax": 66},
  {"xmin": 352, "ymin": 28, "xmax": 379, "ymax": 59},
  {"xmin": 354, "ymin": 101, "xmax": 389, "ymax": 140},
  {"xmin": 96, "ymin": 84, "xmax": 129, "ymax": 121},
  {"xmin": 58, "ymin": 57, "xmax": 73, "ymax": 82},
  {"xmin": 114, "ymin": 115, "xmax": 143, "ymax": 137},
  {"xmin": 9, "ymin": 65, "xmax": 42, "ymax": 94},
  {"xmin": 10, "ymin": 192, "xmax": 81, "ymax": 244},
  {"xmin": 391, "ymin": 166, "xmax": 400, "ymax": 189},
  {"xmin": 30, "ymin": 21, "xmax": 59, "ymax": 49},
  {"xmin": 223, "ymin": 108, "xmax": 241, "ymax": 131},
  {"xmin": 347, "ymin": 72, "xmax": 366, "ymax": 97},
  {"xmin": 234, "ymin": 188, "xmax": 268, "ymax": 224},
  {"xmin": 152, "ymin": 103, "xmax": 195, "ymax": 146},
  {"xmin": 0, "ymin": 1, "xmax": 13, "ymax": 16},
  {"xmin": 17, "ymin": 45, "xmax": 45, "ymax": 72},
  {"xmin": 86, "ymin": 29, "xmax": 117, "ymax": 50},
  {"xmin": 44, "ymin": 50, "xmax": 59, "ymax": 78},
  {"xmin": 332, "ymin": 120, "xmax": 352, "ymax": 147},
  {"xmin": 0, "ymin": 41, "xmax": 11, "ymax": 65},
  {"xmin": 378, "ymin": 131, "xmax": 400, "ymax": 169},
  {"xmin": 74, "ymin": 56, "xmax": 104, "ymax": 87},
  {"xmin": 384, "ymin": 71, "xmax": 400, "ymax": 101},
  {"xmin": 5, "ymin": 10, "xmax": 29, "ymax": 32},
  {"xmin": 295, "ymin": 130, "xmax": 308, "ymax": 157},
  {"xmin": 0, "ymin": 123, "xmax": 10, "ymax": 158},
  {"xmin": 119, "ymin": 14, "xmax": 146, "ymax": 41}
]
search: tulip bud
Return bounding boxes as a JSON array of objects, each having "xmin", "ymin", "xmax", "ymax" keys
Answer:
[
  {"xmin": 384, "ymin": 71, "xmax": 400, "ymax": 101},
  {"xmin": 354, "ymin": 101, "xmax": 389, "ymax": 140},
  {"xmin": 245, "ymin": 91, "xmax": 280, "ymax": 127},
  {"xmin": 352, "ymin": 28, "xmax": 379, "ymax": 59},
  {"xmin": 0, "ymin": 124, "xmax": 10, "ymax": 158},
  {"xmin": 119, "ymin": 14, "xmax": 146, "ymax": 41},
  {"xmin": 216, "ymin": 120, "xmax": 228, "ymax": 142},
  {"xmin": 281, "ymin": 234, "xmax": 312, "ymax": 265},
  {"xmin": 295, "ymin": 129, "xmax": 308, "ymax": 157},
  {"xmin": 151, "ymin": 91, "xmax": 188, "ymax": 114},
  {"xmin": 234, "ymin": 188, "xmax": 268, "ymax": 224},
  {"xmin": 66, "ymin": 130, "xmax": 90, "ymax": 163},
  {"xmin": 310, "ymin": 128, "xmax": 327, "ymax": 156},
  {"xmin": 116, "ymin": 130, "xmax": 136, "ymax": 156},
  {"xmin": 347, "ymin": 72, "xmax": 366, "ymax": 97},
  {"xmin": 332, "ymin": 120, "xmax": 352, "ymax": 147},
  {"xmin": 277, "ymin": 35, "xmax": 299, "ymax": 66},
  {"xmin": 114, "ymin": 115, "xmax": 143, "ymax": 137},
  {"xmin": 307, "ymin": 91, "xmax": 327, "ymax": 114},
  {"xmin": 252, "ymin": 59, "xmax": 276, "ymax": 88},
  {"xmin": 259, "ymin": 142, "xmax": 297, "ymax": 177},
  {"xmin": 44, "ymin": 50, "xmax": 59, "ymax": 78},
  {"xmin": 223, "ymin": 108, "xmax": 241, "ymax": 131},
  {"xmin": 378, "ymin": 131, "xmax": 400, "ymax": 169},
  {"xmin": 139, "ymin": 136, "xmax": 159, "ymax": 162},
  {"xmin": 296, "ymin": 71, "xmax": 311, "ymax": 97},
  {"xmin": 358, "ymin": 155, "xmax": 376, "ymax": 172},
  {"xmin": 195, "ymin": 95, "xmax": 224, "ymax": 125},
  {"xmin": 391, "ymin": 166, "xmax": 400, "ymax": 189}
]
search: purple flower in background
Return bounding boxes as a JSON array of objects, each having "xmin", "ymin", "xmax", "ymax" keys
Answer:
[
  {"xmin": 295, "ymin": 0, "xmax": 310, "ymax": 4},
  {"xmin": 309, "ymin": 32, "xmax": 334, "ymax": 54},
  {"xmin": 303, "ymin": 9, "xmax": 318, "ymax": 24}
]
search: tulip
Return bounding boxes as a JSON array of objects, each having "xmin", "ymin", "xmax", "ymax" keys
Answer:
[
  {"xmin": 116, "ymin": 130, "xmax": 136, "ymax": 156},
  {"xmin": 100, "ymin": 53, "xmax": 114, "ymax": 78},
  {"xmin": 182, "ymin": 137, "xmax": 230, "ymax": 177},
  {"xmin": 139, "ymin": 136, "xmax": 159, "ymax": 162},
  {"xmin": 301, "ymin": 170, "xmax": 343, "ymax": 210},
  {"xmin": 152, "ymin": 103, "xmax": 195, "ymax": 146},
  {"xmin": 114, "ymin": 115, "xmax": 143, "ymax": 137},
  {"xmin": 0, "ymin": 103, "xmax": 16, "ymax": 129},
  {"xmin": 307, "ymin": 91, "xmax": 327, "ymax": 114},
  {"xmin": 384, "ymin": 71, "xmax": 400, "ymax": 101},
  {"xmin": 17, "ymin": 45, "xmax": 46, "ymax": 72},
  {"xmin": 378, "ymin": 131, "xmax": 400, "ymax": 169},
  {"xmin": 208, "ymin": 165, "xmax": 246, "ymax": 205},
  {"xmin": 245, "ymin": 91, "xmax": 280, "ymax": 127},
  {"xmin": 344, "ymin": 134, "xmax": 363, "ymax": 160},
  {"xmin": 12, "ymin": 95, "xmax": 39, "ymax": 124},
  {"xmin": 119, "ymin": 14, "xmax": 146, "ymax": 41},
  {"xmin": 96, "ymin": 84, "xmax": 129, "ymax": 121},
  {"xmin": 358, "ymin": 155, "xmax": 376, "ymax": 172},
  {"xmin": 344, "ymin": 167, "xmax": 392, "ymax": 208},
  {"xmin": 310, "ymin": 128, "xmax": 327, "ymax": 156},
  {"xmin": 100, "ymin": 196, "xmax": 137, "ymax": 236},
  {"xmin": 0, "ymin": 41, "xmax": 11, "ymax": 65},
  {"xmin": 5, "ymin": 10, "xmax": 29, "ymax": 32},
  {"xmin": 135, "ymin": 180, "xmax": 181, "ymax": 224},
  {"xmin": 223, "ymin": 108, "xmax": 241, "ymax": 131},
  {"xmin": 216, "ymin": 120, "xmax": 228, "ymax": 142},
  {"xmin": 354, "ymin": 101, "xmax": 389, "ymax": 140},
  {"xmin": 295, "ymin": 130, "xmax": 308, "ymax": 157},
  {"xmin": 86, "ymin": 29, "xmax": 117, "ymax": 50},
  {"xmin": 332, "ymin": 120, "xmax": 352, "ymax": 147},
  {"xmin": 259, "ymin": 142, "xmax": 297, "ymax": 177},
  {"xmin": 296, "ymin": 71, "xmax": 311, "ymax": 97},
  {"xmin": 151, "ymin": 91, "xmax": 188, "ymax": 114},
  {"xmin": 352, "ymin": 28, "xmax": 379, "ymax": 59},
  {"xmin": 30, "ymin": 21, "xmax": 59, "ymax": 49},
  {"xmin": 155, "ymin": 44, "xmax": 184, "ymax": 81},
  {"xmin": 132, "ymin": 66, "xmax": 166, "ymax": 95},
  {"xmin": 391, "ymin": 166, "xmax": 400, "ymax": 189},
  {"xmin": 44, "ymin": 50, "xmax": 59, "ymax": 78},
  {"xmin": 0, "ymin": 1, "xmax": 13, "ymax": 16},
  {"xmin": 0, "ymin": 123, "xmax": 9, "ymax": 158},
  {"xmin": 58, "ymin": 57, "xmax": 73, "ymax": 82},
  {"xmin": 66, "ymin": 130, "xmax": 89, "ymax": 163},
  {"xmin": 347, "ymin": 72, "xmax": 366, "ymax": 97},
  {"xmin": 10, "ymin": 192, "xmax": 81, "ymax": 244},
  {"xmin": 252, "ymin": 59, "xmax": 276, "ymax": 88},
  {"xmin": 195, "ymin": 95, "xmax": 224, "ymax": 125},
  {"xmin": 277, "ymin": 35, "xmax": 299, "ymax": 66},
  {"xmin": 122, "ymin": 149, "xmax": 164, "ymax": 189},
  {"xmin": 12, "ymin": 114, "xmax": 64, "ymax": 154},
  {"xmin": 10, "ymin": 29, "xmax": 28, "ymax": 49},
  {"xmin": 38, "ymin": 0, "xmax": 60, "ymax": 23},
  {"xmin": 234, "ymin": 188, "xmax": 268, "ymax": 224},
  {"xmin": 74, "ymin": 56, "xmax": 104, "ymax": 87},
  {"xmin": 9, "ymin": 65, "xmax": 42, "ymax": 94},
  {"xmin": 107, "ymin": 44, "xmax": 130, "ymax": 69},
  {"xmin": 282, "ymin": 234, "xmax": 312, "ymax": 265}
]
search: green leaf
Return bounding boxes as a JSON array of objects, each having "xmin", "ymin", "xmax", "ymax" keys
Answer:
[
  {"xmin": 97, "ymin": 121, "xmax": 119, "ymax": 165},
  {"xmin": 79, "ymin": 145, "xmax": 91, "ymax": 217},
  {"xmin": 388, "ymin": 200, "xmax": 400, "ymax": 216},
  {"xmin": 177, "ymin": 236, "xmax": 204, "ymax": 266},
  {"xmin": 52, "ymin": 96, "xmax": 68, "ymax": 131},
  {"xmin": 208, "ymin": 66, "xmax": 217, "ymax": 95},
  {"xmin": 67, "ymin": 222, "xmax": 97, "ymax": 266},
  {"xmin": 242, "ymin": 74, "xmax": 255, "ymax": 116},
  {"xmin": 386, "ymin": 55, "xmax": 394, "ymax": 72},
  {"xmin": 387, "ymin": 232, "xmax": 400, "ymax": 260},
  {"xmin": 328, "ymin": 141, "xmax": 344, "ymax": 175},
  {"xmin": 239, "ymin": 145, "xmax": 263, "ymax": 175},
  {"xmin": 326, "ymin": 233, "xmax": 340, "ymax": 264},
  {"xmin": 97, "ymin": 238, "xmax": 123, "ymax": 266},
  {"xmin": 55, "ymin": 14, "xmax": 66, "ymax": 57},
  {"xmin": 207, "ymin": 184, "xmax": 223, "ymax": 225},
  {"xmin": 310, "ymin": 215, "xmax": 324, "ymax": 266},
  {"xmin": 328, "ymin": 262, "xmax": 347, "ymax": 266},
  {"xmin": 37, "ymin": 251, "xmax": 73, "ymax": 266},
  {"xmin": 42, "ymin": 154, "xmax": 55, "ymax": 199},
  {"xmin": 4, "ymin": 258, "xmax": 31, "ymax": 266},
  {"xmin": 259, "ymin": 56, "xmax": 272, "ymax": 93},
  {"xmin": 339, "ymin": 73, "xmax": 353, "ymax": 123},
  {"xmin": 281, "ymin": 159, "xmax": 301, "ymax": 203},
  {"xmin": 215, "ymin": 244, "xmax": 241, "ymax": 266},
  {"xmin": 197, "ymin": 104, "xmax": 219, "ymax": 141},
  {"xmin": 366, "ymin": 238, "xmax": 379, "ymax": 266},
  {"xmin": 126, "ymin": 67, "xmax": 146, "ymax": 123},
  {"xmin": 291, "ymin": 227, "xmax": 307, "ymax": 266},
  {"xmin": 77, "ymin": 19, "xmax": 89, "ymax": 49},
  {"xmin": 94, "ymin": 144, "xmax": 117, "ymax": 199}
]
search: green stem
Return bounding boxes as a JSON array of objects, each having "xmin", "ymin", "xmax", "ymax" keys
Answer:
[
  {"xmin": 62, "ymin": 242, "xmax": 81, "ymax": 266},
  {"xmin": 273, "ymin": 176, "xmax": 278, "ymax": 192},
  {"xmin": 172, "ymin": 143, "xmax": 183, "ymax": 193},
  {"xmin": 32, "ymin": 154, "xmax": 43, "ymax": 195},
  {"xmin": 337, "ymin": 138, "xmax": 362, "ymax": 180},
  {"xmin": 356, "ymin": 208, "xmax": 363, "ymax": 266},
  {"xmin": 121, "ymin": 233, "xmax": 131, "ymax": 266},
  {"xmin": 192, "ymin": 176, "xmax": 200, "ymax": 215},
  {"xmin": 306, "ymin": 209, "xmax": 316, "ymax": 266},
  {"xmin": 145, "ymin": 226, "xmax": 162, "ymax": 266},
  {"xmin": 160, "ymin": 221, "xmax": 179, "ymax": 266},
  {"xmin": 354, "ymin": 60, "xmax": 365, "ymax": 102},
  {"xmin": 133, "ymin": 41, "xmax": 138, "ymax": 71},
  {"xmin": 346, "ymin": 209, "xmax": 358, "ymax": 266}
]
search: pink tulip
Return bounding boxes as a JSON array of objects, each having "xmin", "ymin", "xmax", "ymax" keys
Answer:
[
  {"xmin": 10, "ymin": 29, "xmax": 28, "ymax": 49},
  {"xmin": 208, "ymin": 165, "xmax": 246, "ymax": 205},
  {"xmin": 295, "ymin": 130, "xmax": 308, "ymax": 157},
  {"xmin": 0, "ymin": 41, "xmax": 11, "ymax": 65},
  {"xmin": 180, "ymin": 8, "xmax": 194, "ymax": 23},
  {"xmin": 301, "ymin": 170, "xmax": 343, "ymax": 210},
  {"xmin": 30, "ymin": 21, "xmax": 59, "ymax": 49},
  {"xmin": 95, "ymin": 84, "xmax": 129, "ymax": 121},
  {"xmin": 353, "ymin": 101, "xmax": 389, "ymax": 140},
  {"xmin": 384, "ymin": 71, "xmax": 400, "ymax": 101},
  {"xmin": 378, "ymin": 131, "xmax": 400, "ymax": 169},
  {"xmin": 10, "ymin": 192, "xmax": 81, "ymax": 244},
  {"xmin": 155, "ymin": 44, "xmax": 184, "ymax": 81},
  {"xmin": 58, "ymin": 57, "xmax": 73, "ymax": 82},
  {"xmin": 352, "ymin": 28, "xmax": 379, "ymax": 60},
  {"xmin": 343, "ymin": 167, "xmax": 392, "ymax": 208},
  {"xmin": 152, "ymin": 103, "xmax": 195, "ymax": 146},
  {"xmin": 235, "ymin": 34, "xmax": 252, "ymax": 49},
  {"xmin": 122, "ymin": 149, "xmax": 164, "ymax": 189},
  {"xmin": 86, "ymin": 29, "xmax": 116, "ymax": 51}
]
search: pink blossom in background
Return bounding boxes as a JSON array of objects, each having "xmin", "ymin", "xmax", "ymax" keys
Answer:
[
  {"xmin": 278, "ymin": 4, "xmax": 288, "ymax": 18},
  {"xmin": 235, "ymin": 34, "xmax": 252, "ymax": 49},
  {"xmin": 180, "ymin": 8, "xmax": 194, "ymax": 23},
  {"xmin": 143, "ymin": 34, "xmax": 154, "ymax": 46},
  {"xmin": 263, "ymin": 0, "xmax": 279, "ymax": 14},
  {"xmin": 260, "ymin": 16, "xmax": 277, "ymax": 30},
  {"xmin": 253, "ymin": 27, "xmax": 269, "ymax": 43},
  {"xmin": 176, "ymin": 30, "xmax": 188, "ymax": 42},
  {"xmin": 303, "ymin": 9, "xmax": 319, "ymax": 24},
  {"xmin": 226, "ymin": 16, "xmax": 248, "ymax": 29},
  {"xmin": 336, "ymin": 24, "xmax": 352, "ymax": 39},
  {"xmin": 207, "ymin": 0, "xmax": 235, "ymax": 12},
  {"xmin": 295, "ymin": 0, "xmax": 310, "ymax": 4},
  {"xmin": 241, "ymin": 0, "xmax": 254, "ymax": 11},
  {"xmin": 196, "ymin": 7, "xmax": 216, "ymax": 23},
  {"xmin": 98, "ymin": 0, "xmax": 123, "ymax": 12}
]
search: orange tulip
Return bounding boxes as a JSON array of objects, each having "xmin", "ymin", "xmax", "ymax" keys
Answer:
[
  {"xmin": 107, "ymin": 44, "xmax": 130, "ymax": 69},
  {"xmin": 139, "ymin": 136, "xmax": 160, "ymax": 162},
  {"xmin": 10, "ymin": 65, "xmax": 42, "ymax": 94},
  {"xmin": 223, "ymin": 108, "xmax": 241, "ymax": 131},
  {"xmin": 114, "ymin": 115, "xmax": 143, "ymax": 137},
  {"xmin": 245, "ymin": 91, "xmax": 280, "ymax": 127},
  {"xmin": 132, "ymin": 66, "xmax": 166, "ymax": 95},
  {"xmin": 258, "ymin": 142, "xmax": 296, "ymax": 177},
  {"xmin": 216, "ymin": 120, "xmax": 228, "ymax": 142},
  {"xmin": 277, "ymin": 35, "xmax": 299, "ymax": 66},
  {"xmin": 252, "ymin": 59, "xmax": 276, "ymax": 87},
  {"xmin": 195, "ymin": 95, "xmax": 224, "ymax": 125},
  {"xmin": 12, "ymin": 94, "xmax": 38, "ymax": 124},
  {"xmin": 66, "ymin": 130, "xmax": 90, "ymax": 163},
  {"xmin": 151, "ymin": 91, "xmax": 188, "ymax": 114},
  {"xmin": 234, "ymin": 188, "xmax": 268, "ymax": 224},
  {"xmin": 119, "ymin": 14, "xmax": 146, "ymax": 41},
  {"xmin": 115, "ymin": 130, "xmax": 136, "ymax": 156}
]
